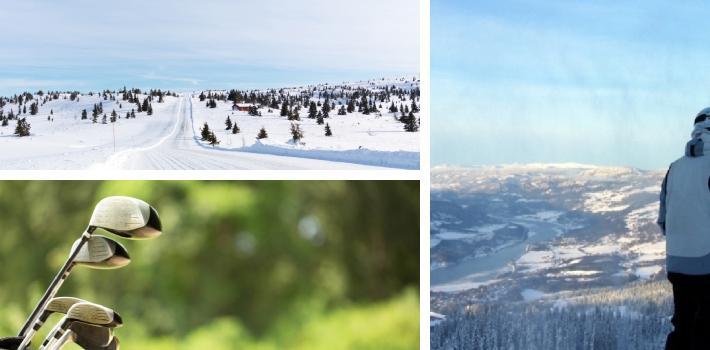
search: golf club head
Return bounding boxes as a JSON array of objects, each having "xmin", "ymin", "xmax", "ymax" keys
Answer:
[
  {"xmin": 66, "ymin": 303, "xmax": 123, "ymax": 328},
  {"xmin": 70, "ymin": 322, "xmax": 113, "ymax": 348},
  {"xmin": 72, "ymin": 236, "xmax": 131, "ymax": 269},
  {"xmin": 45, "ymin": 297, "xmax": 86, "ymax": 315},
  {"xmin": 88, "ymin": 196, "xmax": 161, "ymax": 239}
]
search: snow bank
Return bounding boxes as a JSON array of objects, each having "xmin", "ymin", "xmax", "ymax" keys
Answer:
[{"xmin": 237, "ymin": 141, "xmax": 419, "ymax": 169}]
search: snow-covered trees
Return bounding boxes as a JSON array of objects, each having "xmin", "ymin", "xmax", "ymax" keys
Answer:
[
  {"xmin": 325, "ymin": 123, "xmax": 332, "ymax": 136},
  {"xmin": 14, "ymin": 118, "xmax": 30, "ymax": 137},
  {"xmin": 225, "ymin": 116, "xmax": 233, "ymax": 130},
  {"xmin": 290, "ymin": 123, "xmax": 303, "ymax": 142},
  {"xmin": 256, "ymin": 127, "xmax": 268, "ymax": 139},
  {"xmin": 232, "ymin": 123, "xmax": 240, "ymax": 134}
]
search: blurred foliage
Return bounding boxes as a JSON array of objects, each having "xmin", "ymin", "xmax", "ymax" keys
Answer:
[{"xmin": 0, "ymin": 181, "xmax": 419, "ymax": 347}]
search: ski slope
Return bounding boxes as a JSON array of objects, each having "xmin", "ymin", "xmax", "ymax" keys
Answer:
[
  {"xmin": 0, "ymin": 78, "xmax": 419, "ymax": 170},
  {"xmin": 101, "ymin": 97, "xmax": 386, "ymax": 170}
]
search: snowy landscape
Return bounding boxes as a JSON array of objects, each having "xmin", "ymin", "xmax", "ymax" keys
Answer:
[
  {"xmin": 0, "ymin": 77, "xmax": 420, "ymax": 170},
  {"xmin": 430, "ymin": 164, "xmax": 671, "ymax": 349}
]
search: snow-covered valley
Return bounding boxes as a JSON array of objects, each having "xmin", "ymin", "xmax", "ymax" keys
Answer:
[
  {"xmin": 430, "ymin": 164, "xmax": 670, "ymax": 349},
  {"xmin": 0, "ymin": 78, "xmax": 420, "ymax": 170}
]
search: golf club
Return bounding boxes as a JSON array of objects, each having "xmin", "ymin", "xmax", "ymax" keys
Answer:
[
  {"xmin": 18, "ymin": 196, "xmax": 160, "ymax": 341},
  {"xmin": 17, "ymin": 236, "xmax": 130, "ymax": 349},
  {"xmin": 40, "ymin": 302, "xmax": 122, "ymax": 350},
  {"xmin": 48, "ymin": 322, "xmax": 118, "ymax": 350},
  {"xmin": 17, "ymin": 297, "xmax": 86, "ymax": 350}
]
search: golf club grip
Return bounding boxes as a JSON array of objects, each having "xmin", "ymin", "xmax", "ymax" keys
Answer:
[{"xmin": 17, "ymin": 234, "xmax": 89, "ymax": 338}]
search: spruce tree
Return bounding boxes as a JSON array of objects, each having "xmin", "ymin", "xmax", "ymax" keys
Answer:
[
  {"xmin": 316, "ymin": 111, "xmax": 324, "ymax": 125},
  {"xmin": 325, "ymin": 123, "xmax": 332, "ymax": 136},
  {"xmin": 404, "ymin": 112, "xmax": 418, "ymax": 132},
  {"xmin": 290, "ymin": 123, "xmax": 303, "ymax": 142},
  {"xmin": 308, "ymin": 101, "xmax": 318, "ymax": 119},
  {"xmin": 232, "ymin": 123, "xmax": 240, "ymax": 134},
  {"xmin": 147, "ymin": 104, "xmax": 153, "ymax": 115},
  {"xmin": 81, "ymin": 109, "xmax": 88, "ymax": 120},
  {"xmin": 14, "ymin": 118, "xmax": 30, "ymax": 136},
  {"xmin": 200, "ymin": 122, "xmax": 211, "ymax": 141},
  {"xmin": 1, "ymin": 118, "xmax": 7, "ymax": 127},
  {"xmin": 102, "ymin": 114, "xmax": 107, "ymax": 124},
  {"xmin": 208, "ymin": 131, "xmax": 219, "ymax": 147},
  {"xmin": 256, "ymin": 127, "xmax": 268, "ymax": 139},
  {"xmin": 225, "ymin": 116, "xmax": 233, "ymax": 130},
  {"xmin": 280, "ymin": 101, "xmax": 289, "ymax": 117}
]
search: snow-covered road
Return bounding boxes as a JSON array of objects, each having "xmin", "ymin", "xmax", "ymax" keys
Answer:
[{"xmin": 101, "ymin": 96, "xmax": 387, "ymax": 170}]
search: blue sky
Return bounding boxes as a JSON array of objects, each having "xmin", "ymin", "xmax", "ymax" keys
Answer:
[
  {"xmin": 432, "ymin": 0, "xmax": 710, "ymax": 170},
  {"xmin": 0, "ymin": 0, "xmax": 418, "ymax": 96}
]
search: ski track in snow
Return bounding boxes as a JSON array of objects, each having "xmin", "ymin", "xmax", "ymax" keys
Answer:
[{"xmin": 97, "ymin": 96, "xmax": 390, "ymax": 170}]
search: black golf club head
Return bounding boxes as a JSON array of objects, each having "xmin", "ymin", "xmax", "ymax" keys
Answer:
[
  {"xmin": 71, "ymin": 321, "xmax": 113, "ymax": 348},
  {"xmin": 0, "ymin": 336, "xmax": 22, "ymax": 350}
]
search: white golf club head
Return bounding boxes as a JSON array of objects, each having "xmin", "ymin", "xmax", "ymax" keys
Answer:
[
  {"xmin": 17, "ymin": 297, "xmax": 88, "ymax": 350},
  {"xmin": 67, "ymin": 303, "xmax": 123, "ymax": 328},
  {"xmin": 88, "ymin": 196, "xmax": 161, "ymax": 239},
  {"xmin": 71, "ymin": 235, "xmax": 131, "ymax": 269}
]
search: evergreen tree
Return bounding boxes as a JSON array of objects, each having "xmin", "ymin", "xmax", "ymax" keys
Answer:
[
  {"xmin": 14, "ymin": 118, "xmax": 30, "ymax": 136},
  {"xmin": 389, "ymin": 102, "xmax": 398, "ymax": 113},
  {"xmin": 232, "ymin": 123, "xmax": 240, "ymax": 134},
  {"xmin": 288, "ymin": 109, "xmax": 300, "ymax": 121},
  {"xmin": 81, "ymin": 109, "xmax": 88, "ymax": 120},
  {"xmin": 208, "ymin": 99, "xmax": 217, "ymax": 108},
  {"xmin": 147, "ymin": 104, "xmax": 153, "ymax": 115},
  {"xmin": 142, "ymin": 98, "xmax": 150, "ymax": 112},
  {"xmin": 225, "ymin": 116, "xmax": 233, "ymax": 130},
  {"xmin": 280, "ymin": 101, "xmax": 289, "ymax": 117},
  {"xmin": 316, "ymin": 111, "xmax": 324, "ymax": 125},
  {"xmin": 102, "ymin": 114, "xmax": 107, "ymax": 124},
  {"xmin": 1, "ymin": 118, "xmax": 7, "ymax": 127},
  {"xmin": 404, "ymin": 112, "xmax": 418, "ymax": 132},
  {"xmin": 347, "ymin": 99, "xmax": 355, "ymax": 113},
  {"xmin": 290, "ymin": 123, "xmax": 303, "ymax": 142},
  {"xmin": 208, "ymin": 131, "xmax": 219, "ymax": 147},
  {"xmin": 256, "ymin": 127, "xmax": 268, "ymax": 139},
  {"xmin": 308, "ymin": 101, "xmax": 318, "ymax": 119},
  {"xmin": 200, "ymin": 123, "xmax": 211, "ymax": 141},
  {"xmin": 325, "ymin": 123, "xmax": 333, "ymax": 136},
  {"xmin": 199, "ymin": 91, "xmax": 206, "ymax": 101},
  {"xmin": 411, "ymin": 100, "xmax": 419, "ymax": 113}
]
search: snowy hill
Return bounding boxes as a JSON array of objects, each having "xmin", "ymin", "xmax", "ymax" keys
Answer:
[
  {"xmin": 431, "ymin": 164, "xmax": 671, "ymax": 349},
  {"xmin": 0, "ymin": 77, "xmax": 420, "ymax": 170}
]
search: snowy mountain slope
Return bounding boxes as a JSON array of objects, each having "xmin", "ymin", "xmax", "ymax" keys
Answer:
[
  {"xmin": 431, "ymin": 164, "xmax": 673, "ymax": 349},
  {"xmin": 0, "ymin": 77, "xmax": 419, "ymax": 170},
  {"xmin": 431, "ymin": 164, "xmax": 665, "ymax": 298}
]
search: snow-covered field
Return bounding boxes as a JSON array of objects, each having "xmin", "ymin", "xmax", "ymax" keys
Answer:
[{"xmin": 0, "ymin": 77, "xmax": 420, "ymax": 170}]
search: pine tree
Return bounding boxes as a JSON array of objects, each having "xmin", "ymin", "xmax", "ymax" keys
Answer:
[
  {"xmin": 288, "ymin": 109, "xmax": 300, "ymax": 121},
  {"xmin": 14, "ymin": 118, "xmax": 30, "ymax": 136},
  {"xmin": 81, "ymin": 109, "xmax": 88, "ymax": 120},
  {"xmin": 404, "ymin": 112, "xmax": 418, "ymax": 132},
  {"xmin": 1, "ymin": 118, "xmax": 7, "ymax": 127},
  {"xmin": 308, "ymin": 101, "xmax": 318, "ymax": 119},
  {"xmin": 280, "ymin": 101, "xmax": 289, "ymax": 117},
  {"xmin": 102, "ymin": 114, "xmax": 107, "ymax": 124},
  {"xmin": 200, "ymin": 122, "xmax": 211, "ymax": 141},
  {"xmin": 208, "ymin": 131, "xmax": 219, "ymax": 147},
  {"xmin": 142, "ymin": 98, "xmax": 150, "ymax": 112},
  {"xmin": 325, "ymin": 123, "xmax": 333, "ymax": 136},
  {"xmin": 199, "ymin": 91, "xmax": 206, "ymax": 101},
  {"xmin": 256, "ymin": 127, "xmax": 268, "ymax": 139},
  {"xmin": 290, "ymin": 123, "xmax": 303, "ymax": 142},
  {"xmin": 232, "ymin": 123, "xmax": 240, "ymax": 134},
  {"xmin": 338, "ymin": 106, "xmax": 346, "ymax": 115},
  {"xmin": 316, "ymin": 111, "xmax": 324, "ymax": 125},
  {"xmin": 147, "ymin": 104, "xmax": 153, "ymax": 115},
  {"xmin": 225, "ymin": 116, "xmax": 232, "ymax": 130},
  {"xmin": 208, "ymin": 99, "xmax": 217, "ymax": 108},
  {"xmin": 347, "ymin": 99, "xmax": 355, "ymax": 113}
]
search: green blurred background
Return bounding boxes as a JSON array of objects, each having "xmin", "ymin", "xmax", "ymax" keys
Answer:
[{"xmin": 0, "ymin": 181, "xmax": 419, "ymax": 349}]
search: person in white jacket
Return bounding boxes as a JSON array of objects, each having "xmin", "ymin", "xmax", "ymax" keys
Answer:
[{"xmin": 659, "ymin": 107, "xmax": 710, "ymax": 349}]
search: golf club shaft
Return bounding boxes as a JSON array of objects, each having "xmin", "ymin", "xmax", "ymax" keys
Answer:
[
  {"xmin": 47, "ymin": 329, "xmax": 73, "ymax": 350},
  {"xmin": 18, "ymin": 233, "xmax": 90, "ymax": 338}
]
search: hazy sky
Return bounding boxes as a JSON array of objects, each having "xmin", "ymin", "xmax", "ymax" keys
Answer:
[
  {"xmin": 0, "ymin": 0, "xmax": 418, "ymax": 95},
  {"xmin": 432, "ymin": 0, "xmax": 710, "ymax": 170}
]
